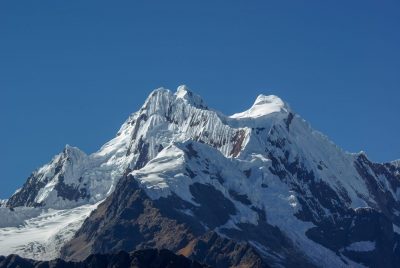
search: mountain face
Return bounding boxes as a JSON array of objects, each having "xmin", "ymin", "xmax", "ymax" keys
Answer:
[
  {"xmin": 1, "ymin": 85, "xmax": 400, "ymax": 268},
  {"xmin": 0, "ymin": 249, "xmax": 208, "ymax": 268}
]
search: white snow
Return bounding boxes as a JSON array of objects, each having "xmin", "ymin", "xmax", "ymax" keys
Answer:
[
  {"xmin": 0, "ymin": 207, "xmax": 42, "ymax": 228},
  {"xmin": 175, "ymin": 85, "xmax": 206, "ymax": 108},
  {"xmin": 0, "ymin": 202, "xmax": 100, "ymax": 260},
  {"xmin": 346, "ymin": 241, "xmax": 376, "ymax": 252},
  {"xmin": 175, "ymin": 85, "xmax": 191, "ymax": 99},
  {"xmin": 230, "ymin": 94, "xmax": 289, "ymax": 119},
  {"xmin": 392, "ymin": 160, "xmax": 400, "ymax": 168},
  {"xmin": 393, "ymin": 224, "xmax": 400, "ymax": 234},
  {"xmin": 0, "ymin": 200, "xmax": 7, "ymax": 207}
]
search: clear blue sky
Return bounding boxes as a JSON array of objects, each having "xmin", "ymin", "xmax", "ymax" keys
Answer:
[{"xmin": 1, "ymin": 1, "xmax": 399, "ymax": 198}]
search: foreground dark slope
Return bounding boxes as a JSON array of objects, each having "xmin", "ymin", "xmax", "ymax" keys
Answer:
[
  {"xmin": 0, "ymin": 249, "xmax": 207, "ymax": 268},
  {"xmin": 4, "ymin": 86, "xmax": 400, "ymax": 267},
  {"xmin": 61, "ymin": 172, "xmax": 276, "ymax": 268}
]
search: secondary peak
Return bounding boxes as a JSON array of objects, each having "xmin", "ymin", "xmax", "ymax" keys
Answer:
[
  {"xmin": 175, "ymin": 85, "xmax": 207, "ymax": 109},
  {"xmin": 230, "ymin": 94, "xmax": 289, "ymax": 119}
]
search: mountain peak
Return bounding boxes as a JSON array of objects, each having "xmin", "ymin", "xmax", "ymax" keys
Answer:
[
  {"xmin": 62, "ymin": 145, "xmax": 86, "ymax": 158},
  {"xmin": 175, "ymin": 85, "xmax": 207, "ymax": 109},
  {"xmin": 144, "ymin": 87, "xmax": 172, "ymax": 102},
  {"xmin": 141, "ymin": 85, "xmax": 207, "ymax": 113},
  {"xmin": 140, "ymin": 87, "xmax": 174, "ymax": 115},
  {"xmin": 230, "ymin": 94, "xmax": 289, "ymax": 119},
  {"xmin": 175, "ymin": 84, "xmax": 191, "ymax": 97},
  {"xmin": 254, "ymin": 94, "xmax": 283, "ymax": 105},
  {"xmin": 392, "ymin": 159, "xmax": 400, "ymax": 167}
]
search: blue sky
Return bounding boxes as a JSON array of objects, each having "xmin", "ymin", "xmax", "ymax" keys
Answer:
[{"xmin": 1, "ymin": 0, "xmax": 399, "ymax": 198}]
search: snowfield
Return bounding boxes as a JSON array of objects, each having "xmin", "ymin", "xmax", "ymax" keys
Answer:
[{"xmin": 0, "ymin": 202, "xmax": 100, "ymax": 260}]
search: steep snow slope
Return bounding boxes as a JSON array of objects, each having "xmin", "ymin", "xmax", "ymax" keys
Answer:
[
  {"xmin": 0, "ymin": 202, "xmax": 98, "ymax": 260},
  {"xmin": 129, "ymin": 141, "xmax": 365, "ymax": 267},
  {"xmin": 1, "ymin": 85, "xmax": 400, "ymax": 267}
]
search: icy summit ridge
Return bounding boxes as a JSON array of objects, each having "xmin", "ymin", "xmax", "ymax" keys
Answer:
[
  {"xmin": 142, "ymin": 85, "xmax": 287, "ymax": 118},
  {"xmin": 140, "ymin": 85, "xmax": 207, "ymax": 113}
]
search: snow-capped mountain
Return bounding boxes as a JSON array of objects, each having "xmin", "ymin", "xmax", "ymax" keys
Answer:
[{"xmin": 1, "ymin": 86, "xmax": 399, "ymax": 268}]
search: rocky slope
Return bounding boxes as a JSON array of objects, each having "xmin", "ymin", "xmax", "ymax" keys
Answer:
[
  {"xmin": 0, "ymin": 249, "xmax": 208, "ymax": 268},
  {"xmin": 1, "ymin": 85, "xmax": 400, "ymax": 267}
]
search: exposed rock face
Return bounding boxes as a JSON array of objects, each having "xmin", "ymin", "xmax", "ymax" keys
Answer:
[
  {"xmin": 306, "ymin": 207, "xmax": 400, "ymax": 268},
  {"xmin": 0, "ymin": 249, "xmax": 207, "ymax": 268},
  {"xmin": 61, "ymin": 174, "xmax": 274, "ymax": 267},
  {"xmin": 6, "ymin": 173, "xmax": 47, "ymax": 208},
  {"xmin": 178, "ymin": 232, "xmax": 269, "ymax": 268},
  {"xmin": 61, "ymin": 174, "xmax": 199, "ymax": 261},
  {"xmin": 2, "ymin": 86, "xmax": 400, "ymax": 268}
]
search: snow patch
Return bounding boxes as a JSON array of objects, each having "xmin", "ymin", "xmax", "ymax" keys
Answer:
[
  {"xmin": 230, "ymin": 94, "xmax": 289, "ymax": 119},
  {"xmin": 346, "ymin": 241, "xmax": 376, "ymax": 252},
  {"xmin": 393, "ymin": 224, "xmax": 400, "ymax": 234},
  {"xmin": 392, "ymin": 159, "xmax": 400, "ymax": 168}
]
